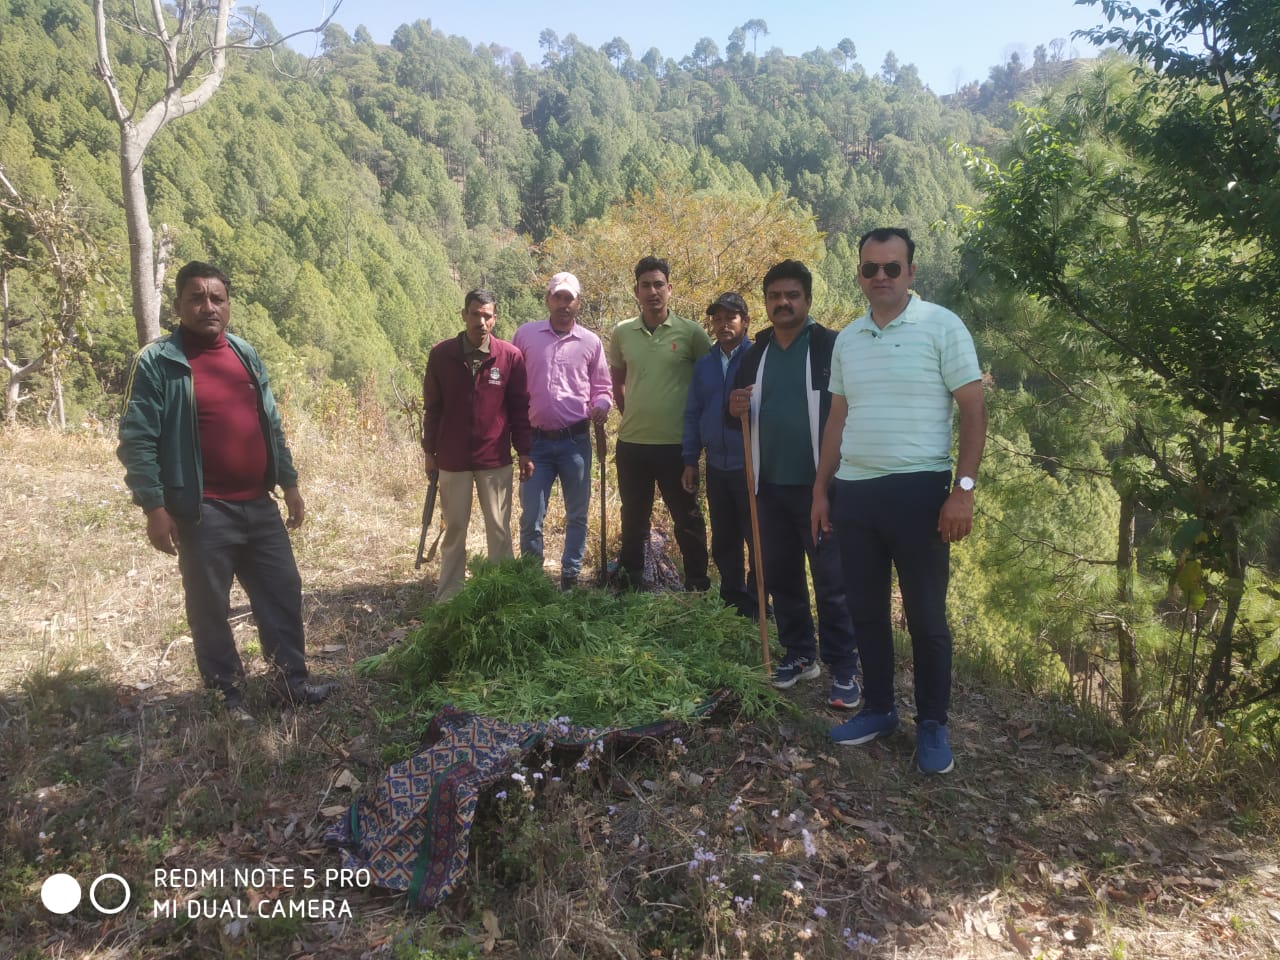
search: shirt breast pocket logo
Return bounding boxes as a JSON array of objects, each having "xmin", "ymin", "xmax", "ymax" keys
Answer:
[{"xmin": 488, "ymin": 368, "xmax": 502, "ymax": 384}]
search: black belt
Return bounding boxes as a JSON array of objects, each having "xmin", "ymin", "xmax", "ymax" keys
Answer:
[{"xmin": 532, "ymin": 419, "xmax": 590, "ymax": 441}]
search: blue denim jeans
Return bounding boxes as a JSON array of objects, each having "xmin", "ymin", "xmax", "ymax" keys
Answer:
[{"xmin": 519, "ymin": 433, "xmax": 592, "ymax": 579}]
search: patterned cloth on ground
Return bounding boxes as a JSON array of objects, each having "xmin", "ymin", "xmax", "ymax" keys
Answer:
[{"xmin": 325, "ymin": 698, "xmax": 726, "ymax": 909}]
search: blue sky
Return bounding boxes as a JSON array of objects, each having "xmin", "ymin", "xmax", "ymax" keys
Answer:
[{"xmin": 263, "ymin": 0, "xmax": 1111, "ymax": 94}]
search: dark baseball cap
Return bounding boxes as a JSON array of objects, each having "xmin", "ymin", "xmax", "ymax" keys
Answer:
[{"xmin": 705, "ymin": 292, "xmax": 748, "ymax": 317}]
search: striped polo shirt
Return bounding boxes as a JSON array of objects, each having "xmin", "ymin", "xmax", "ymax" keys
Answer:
[{"xmin": 828, "ymin": 296, "xmax": 980, "ymax": 481}]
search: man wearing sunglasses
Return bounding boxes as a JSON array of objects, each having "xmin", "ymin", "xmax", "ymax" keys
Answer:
[{"xmin": 811, "ymin": 227, "xmax": 986, "ymax": 775}]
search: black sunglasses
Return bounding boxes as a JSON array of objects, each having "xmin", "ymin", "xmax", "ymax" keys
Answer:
[{"xmin": 860, "ymin": 261, "xmax": 903, "ymax": 279}]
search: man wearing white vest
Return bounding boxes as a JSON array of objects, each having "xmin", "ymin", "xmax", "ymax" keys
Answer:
[{"xmin": 728, "ymin": 260, "xmax": 860, "ymax": 709}]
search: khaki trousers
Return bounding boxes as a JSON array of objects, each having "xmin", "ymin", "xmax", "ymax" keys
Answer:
[{"xmin": 436, "ymin": 464, "xmax": 515, "ymax": 600}]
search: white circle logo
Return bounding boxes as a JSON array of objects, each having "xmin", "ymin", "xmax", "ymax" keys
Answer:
[
  {"xmin": 40, "ymin": 873, "xmax": 82, "ymax": 914},
  {"xmin": 89, "ymin": 874, "xmax": 131, "ymax": 915}
]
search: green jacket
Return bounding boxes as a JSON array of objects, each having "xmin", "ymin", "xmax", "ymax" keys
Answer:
[{"xmin": 116, "ymin": 327, "xmax": 298, "ymax": 518}]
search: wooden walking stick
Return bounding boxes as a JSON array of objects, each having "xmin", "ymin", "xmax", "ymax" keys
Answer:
[
  {"xmin": 738, "ymin": 409, "xmax": 771, "ymax": 673},
  {"xmin": 594, "ymin": 419, "xmax": 608, "ymax": 586}
]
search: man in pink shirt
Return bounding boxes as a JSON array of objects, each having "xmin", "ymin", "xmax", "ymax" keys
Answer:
[{"xmin": 512, "ymin": 272, "xmax": 613, "ymax": 589}]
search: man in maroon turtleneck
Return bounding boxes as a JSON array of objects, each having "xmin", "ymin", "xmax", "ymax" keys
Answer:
[{"xmin": 118, "ymin": 262, "xmax": 333, "ymax": 720}]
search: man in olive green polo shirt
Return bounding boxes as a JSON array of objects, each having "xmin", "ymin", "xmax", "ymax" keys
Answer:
[{"xmin": 608, "ymin": 256, "xmax": 712, "ymax": 590}]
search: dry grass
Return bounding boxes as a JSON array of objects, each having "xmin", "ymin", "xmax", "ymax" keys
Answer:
[{"xmin": 2, "ymin": 418, "xmax": 1279, "ymax": 960}]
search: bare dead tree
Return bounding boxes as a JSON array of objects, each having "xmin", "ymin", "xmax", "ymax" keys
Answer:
[
  {"xmin": 0, "ymin": 167, "xmax": 102, "ymax": 428},
  {"xmin": 92, "ymin": 0, "xmax": 342, "ymax": 346}
]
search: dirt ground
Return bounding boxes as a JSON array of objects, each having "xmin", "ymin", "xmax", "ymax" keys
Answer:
[{"xmin": 2, "ymin": 423, "xmax": 1279, "ymax": 959}]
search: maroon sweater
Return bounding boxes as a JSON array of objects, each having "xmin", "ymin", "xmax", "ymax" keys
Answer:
[
  {"xmin": 422, "ymin": 334, "xmax": 531, "ymax": 472},
  {"xmin": 187, "ymin": 331, "xmax": 268, "ymax": 500}
]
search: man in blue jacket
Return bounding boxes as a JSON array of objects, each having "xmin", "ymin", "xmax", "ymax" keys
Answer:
[
  {"xmin": 117, "ymin": 261, "xmax": 333, "ymax": 720},
  {"xmin": 681, "ymin": 292, "xmax": 762, "ymax": 618}
]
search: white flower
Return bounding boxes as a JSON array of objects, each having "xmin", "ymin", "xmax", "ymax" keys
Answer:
[{"xmin": 801, "ymin": 828, "xmax": 816, "ymax": 858}]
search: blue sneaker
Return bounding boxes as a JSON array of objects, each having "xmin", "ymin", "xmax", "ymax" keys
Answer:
[
  {"xmin": 772, "ymin": 655, "xmax": 820, "ymax": 689},
  {"xmin": 916, "ymin": 719, "xmax": 955, "ymax": 774},
  {"xmin": 827, "ymin": 674, "xmax": 862, "ymax": 710},
  {"xmin": 830, "ymin": 707, "xmax": 899, "ymax": 745}
]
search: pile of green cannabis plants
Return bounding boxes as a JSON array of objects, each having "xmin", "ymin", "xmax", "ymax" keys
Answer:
[{"xmin": 361, "ymin": 557, "xmax": 774, "ymax": 728}]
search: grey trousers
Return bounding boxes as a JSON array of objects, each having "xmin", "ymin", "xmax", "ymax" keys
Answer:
[{"xmin": 176, "ymin": 496, "xmax": 308, "ymax": 698}]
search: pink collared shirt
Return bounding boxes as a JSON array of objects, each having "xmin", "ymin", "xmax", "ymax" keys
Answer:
[{"xmin": 512, "ymin": 319, "xmax": 613, "ymax": 430}]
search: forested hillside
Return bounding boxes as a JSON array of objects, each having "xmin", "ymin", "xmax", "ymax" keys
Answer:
[{"xmin": 0, "ymin": 0, "xmax": 1065, "ymax": 412}]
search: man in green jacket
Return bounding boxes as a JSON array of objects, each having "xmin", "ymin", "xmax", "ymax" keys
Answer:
[{"xmin": 118, "ymin": 261, "xmax": 333, "ymax": 720}]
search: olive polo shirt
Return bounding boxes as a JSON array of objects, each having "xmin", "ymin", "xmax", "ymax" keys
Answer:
[{"xmin": 608, "ymin": 312, "xmax": 711, "ymax": 444}]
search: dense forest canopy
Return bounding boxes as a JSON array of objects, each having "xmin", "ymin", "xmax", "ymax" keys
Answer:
[{"xmin": 0, "ymin": 0, "xmax": 1074, "ymax": 409}]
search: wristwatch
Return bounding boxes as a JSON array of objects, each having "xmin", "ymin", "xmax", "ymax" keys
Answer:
[{"xmin": 955, "ymin": 476, "xmax": 976, "ymax": 492}]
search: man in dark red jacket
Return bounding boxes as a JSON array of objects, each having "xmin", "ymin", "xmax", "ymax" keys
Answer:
[{"xmin": 422, "ymin": 290, "xmax": 533, "ymax": 600}]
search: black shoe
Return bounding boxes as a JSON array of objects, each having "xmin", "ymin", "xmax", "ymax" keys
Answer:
[
  {"xmin": 617, "ymin": 569, "xmax": 644, "ymax": 592},
  {"xmin": 560, "ymin": 575, "xmax": 578, "ymax": 592},
  {"xmin": 273, "ymin": 679, "xmax": 337, "ymax": 706},
  {"xmin": 221, "ymin": 692, "xmax": 256, "ymax": 723},
  {"xmin": 771, "ymin": 655, "xmax": 821, "ymax": 689},
  {"xmin": 226, "ymin": 703, "xmax": 257, "ymax": 723}
]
